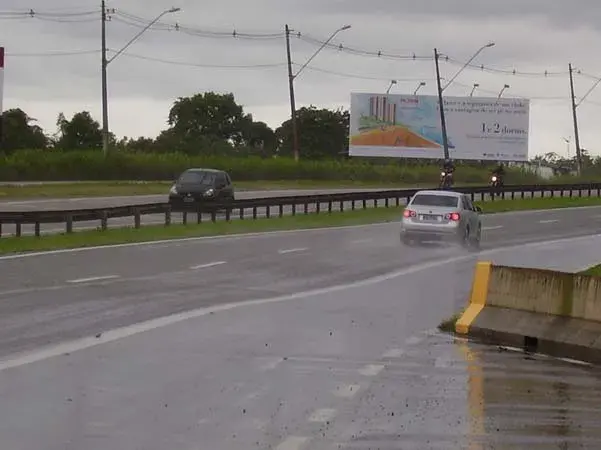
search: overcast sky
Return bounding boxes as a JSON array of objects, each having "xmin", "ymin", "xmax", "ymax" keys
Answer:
[{"xmin": 2, "ymin": 0, "xmax": 601, "ymax": 158}]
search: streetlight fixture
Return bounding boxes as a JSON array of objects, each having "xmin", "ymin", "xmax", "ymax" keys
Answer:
[
  {"xmin": 101, "ymin": 5, "xmax": 181, "ymax": 156},
  {"xmin": 434, "ymin": 42, "xmax": 495, "ymax": 160},
  {"xmin": 386, "ymin": 80, "xmax": 397, "ymax": 94},
  {"xmin": 413, "ymin": 81, "xmax": 426, "ymax": 95},
  {"xmin": 498, "ymin": 84, "xmax": 509, "ymax": 99},
  {"xmin": 285, "ymin": 24, "xmax": 351, "ymax": 161},
  {"xmin": 469, "ymin": 83, "xmax": 479, "ymax": 97}
]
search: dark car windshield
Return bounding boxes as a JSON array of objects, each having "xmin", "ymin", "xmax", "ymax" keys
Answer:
[
  {"xmin": 178, "ymin": 171, "xmax": 217, "ymax": 185},
  {"xmin": 411, "ymin": 194, "xmax": 459, "ymax": 207}
]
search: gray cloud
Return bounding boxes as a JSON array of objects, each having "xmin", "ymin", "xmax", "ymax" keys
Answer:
[{"xmin": 1, "ymin": 0, "xmax": 601, "ymax": 156}]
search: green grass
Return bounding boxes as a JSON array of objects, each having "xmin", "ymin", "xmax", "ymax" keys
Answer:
[
  {"xmin": 580, "ymin": 264, "xmax": 601, "ymax": 277},
  {"xmin": 2, "ymin": 195, "xmax": 601, "ymax": 255},
  {"xmin": 0, "ymin": 179, "xmax": 461, "ymax": 199}
]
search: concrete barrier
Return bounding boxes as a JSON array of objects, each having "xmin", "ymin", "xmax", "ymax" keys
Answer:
[{"xmin": 455, "ymin": 261, "xmax": 601, "ymax": 364}]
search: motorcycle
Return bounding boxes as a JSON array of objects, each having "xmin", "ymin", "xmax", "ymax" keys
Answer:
[
  {"xmin": 439, "ymin": 170, "xmax": 453, "ymax": 189},
  {"xmin": 490, "ymin": 174, "xmax": 504, "ymax": 188}
]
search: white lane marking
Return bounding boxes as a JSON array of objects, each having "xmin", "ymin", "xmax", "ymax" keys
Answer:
[
  {"xmin": 434, "ymin": 356, "xmax": 451, "ymax": 368},
  {"xmin": 3, "ymin": 204, "xmax": 600, "ymax": 261},
  {"xmin": 405, "ymin": 336, "xmax": 423, "ymax": 345},
  {"xmin": 350, "ymin": 238, "xmax": 373, "ymax": 244},
  {"xmin": 189, "ymin": 261, "xmax": 227, "ymax": 270},
  {"xmin": 482, "ymin": 225, "xmax": 503, "ymax": 231},
  {"xmin": 3, "ymin": 234, "xmax": 601, "ymax": 371},
  {"xmin": 382, "ymin": 348, "xmax": 404, "ymax": 358},
  {"xmin": 278, "ymin": 247, "xmax": 307, "ymax": 254},
  {"xmin": 333, "ymin": 384, "xmax": 360, "ymax": 398},
  {"xmin": 308, "ymin": 408, "xmax": 337, "ymax": 423},
  {"xmin": 358, "ymin": 364, "xmax": 384, "ymax": 376},
  {"xmin": 258, "ymin": 357, "xmax": 282, "ymax": 370},
  {"xmin": 275, "ymin": 436, "xmax": 309, "ymax": 450},
  {"xmin": 66, "ymin": 275, "xmax": 120, "ymax": 284},
  {"xmin": 539, "ymin": 219, "xmax": 559, "ymax": 223}
]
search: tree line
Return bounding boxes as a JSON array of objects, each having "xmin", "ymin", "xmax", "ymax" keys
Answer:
[{"xmin": 0, "ymin": 92, "xmax": 349, "ymax": 160}]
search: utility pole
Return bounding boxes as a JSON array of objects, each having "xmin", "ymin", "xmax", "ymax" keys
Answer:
[
  {"xmin": 285, "ymin": 24, "xmax": 299, "ymax": 162},
  {"xmin": 101, "ymin": 0, "xmax": 109, "ymax": 157},
  {"xmin": 434, "ymin": 48, "xmax": 450, "ymax": 160},
  {"xmin": 568, "ymin": 63, "xmax": 582, "ymax": 175}
]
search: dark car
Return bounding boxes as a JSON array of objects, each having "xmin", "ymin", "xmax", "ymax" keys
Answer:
[{"xmin": 168, "ymin": 168, "xmax": 235, "ymax": 209}]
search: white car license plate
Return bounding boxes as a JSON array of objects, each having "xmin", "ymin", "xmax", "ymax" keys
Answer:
[{"xmin": 184, "ymin": 197, "xmax": 194, "ymax": 202}]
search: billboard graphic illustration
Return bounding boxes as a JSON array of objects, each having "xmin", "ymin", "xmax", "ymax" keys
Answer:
[{"xmin": 349, "ymin": 93, "xmax": 529, "ymax": 161}]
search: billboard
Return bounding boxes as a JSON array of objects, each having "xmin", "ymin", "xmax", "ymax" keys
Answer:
[{"xmin": 349, "ymin": 92, "xmax": 530, "ymax": 161}]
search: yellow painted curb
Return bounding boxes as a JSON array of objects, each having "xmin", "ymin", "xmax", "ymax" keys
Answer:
[{"xmin": 455, "ymin": 261, "xmax": 492, "ymax": 335}]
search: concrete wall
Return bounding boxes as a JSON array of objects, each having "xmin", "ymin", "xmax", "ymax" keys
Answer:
[{"xmin": 485, "ymin": 264, "xmax": 601, "ymax": 321}]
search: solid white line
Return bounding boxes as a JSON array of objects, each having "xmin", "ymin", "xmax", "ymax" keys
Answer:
[
  {"xmin": 333, "ymin": 384, "xmax": 360, "ymax": 398},
  {"xmin": 275, "ymin": 436, "xmax": 309, "ymax": 450},
  {"xmin": 358, "ymin": 364, "xmax": 385, "ymax": 376},
  {"xmin": 308, "ymin": 408, "xmax": 337, "ymax": 423},
  {"xmin": 66, "ymin": 275, "xmax": 120, "ymax": 284},
  {"xmin": 2, "ymin": 234, "xmax": 601, "ymax": 371},
  {"xmin": 382, "ymin": 348, "xmax": 404, "ymax": 358},
  {"xmin": 278, "ymin": 247, "xmax": 308, "ymax": 254},
  {"xmin": 189, "ymin": 261, "xmax": 227, "ymax": 270},
  {"xmin": 539, "ymin": 219, "xmax": 559, "ymax": 223}
]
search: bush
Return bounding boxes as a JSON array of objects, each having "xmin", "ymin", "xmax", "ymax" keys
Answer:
[{"xmin": 0, "ymin": 149, "xmax": 545, "ymax": 184}]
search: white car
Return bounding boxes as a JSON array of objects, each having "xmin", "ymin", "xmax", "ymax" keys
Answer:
[{"xmin": 400, "ymin": 190, "xmax": 482, "ymax": 249}]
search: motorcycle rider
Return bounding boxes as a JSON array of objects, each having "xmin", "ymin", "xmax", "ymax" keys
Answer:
[
  {"xmin": 491, "ymin": 162, "xmax": 505, "ymax": 184},
  {"xmin": 440, "ymin": 158, "xmax": 455, "ymax": 188}
]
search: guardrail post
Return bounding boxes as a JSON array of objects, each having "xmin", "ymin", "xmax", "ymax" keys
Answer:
[
  {"xmin": 395, "ymin": 196, "xmax": 399, "ymax": 207},
  {"xmin": 34, "ymin": 222, "xmax": 41, "ymax": 237},
  {"xmin": 374, "ymin": 199, "xmax": 378, "ymax": 208},
  {"xmin": 239, "ymin": 207, "xmax": 244, "ymax": 220},
  {"xmin": 362, "ymin": 199, "xmax": 367, "ymax": 209},
  {"xmin": 182, "ymin": 211, "xmax": 188, "ymax": 225},
  {"xmin": 339, "ymin": 200, "xmax": 344, "ymax": 212},
  {"xmin": 15, "ymin": 222, "xmax": 22, "ymax": 237},
  {"xmin": 303, "ymin": 203, "xmax": 308, "ymax": 215},
  {"xmin": 253, "ymin": 207, "xmax": 257, "ymax": 219},
  {"xmin": 66, "ymin": 215, "xmax": 73, "ymax": 234},
  {"xmin": 385, "ymin": 198, "xmax": 389, "ymax": 208},
  {"xmin": 352, "ymin": 200, "xmax": 356, "ymax": 210},
  {"xmin": 134, "ymin": 210, "xmax": 141, "ymax": 229},
  {"xmin": 101, "ymin": 212, "xmax": 108, "ymax": 231},
  {"xmin": 579, "ymin": 188, "xmax": 583, "ymax": 198},
  {"xmin": 165, "ymin": 208, "xmax": 172, "ymax": 226},
  {"xmin": 196, "ymin": 206, "xmax": 202, "ymax": 224},
  {"xmin": 316, "ymin": 202, "xmax": 321, "ymax": 214},
  {"xmin": 0, "ymin": 223, "xmax": 3, "ymax": 237},
  {"xmin": 279, "ymin": 204, "xmax": 284, "ymax": 218},
  {"xmin": 225, "ymin": 208, "xmax": 231, "ymax": 221},
  {"xmin": 211, "ymin": 209, "xmax": 217, "ymax": 222},
  {"xmin": 291, "ymin": 204, "xmax": 296, "ymax": 216},
  {"xmin": 266, "ymin": 206, "xmax": 271, "ymax": 219},
  {"xmin": 328, "ymin": 200, "xmax": 332, "ymax": 213}
]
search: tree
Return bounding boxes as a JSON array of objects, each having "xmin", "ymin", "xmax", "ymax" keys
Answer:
[
  {"xmin": 240, "ymin": 119, "xmax": 277, "ymax": 157},
  {"xmin": 54, "ymin": 111, "xmax": 108, "ymax": 150},
  {"xmin": 0, "ymin": 108, "xmax": 49, "ymax": 152},
  {"xmin": 164, "ymin": 92, "xmax": 253, "ymax": 154},
  {"xmin": 276, "ymin": 106, "xmax": 349, "ymax": 159}
]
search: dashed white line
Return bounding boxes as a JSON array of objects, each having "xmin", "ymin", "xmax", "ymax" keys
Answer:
[
  {"xmin": 405, "ymin": 335, "xmax": 423, "ymax": 345},
  {"xmin": 539, "ymin": 219, "xmax": 559, "ymax": 224},
  {"xmin": 358, "ymin": 364, "xmax": 385, "ymax": 376},
  {"xmin": 275, "ymin": 436, "xmax": 310, "ymax": 450},
  {"xmin": 278, "ymin": 247, "xmax": 308, "ymax": 254},
  {"xmin": 66, "ymin": 275, "xmax": 120, "ymax": 284},
  {"xmin": 350, "ymin": 238, "xmax": 373, "ymax": 244},
  {"xmin": 258, "ymin": 357, "xmax": 283, "ymax": 370},
  {"xmin": 308, "ymin": 408, "xmax": 338, "ymax": 423},
  {"xmin": 333, "ymin": 383, "xmax": 360, "ymax": 398},
  {"xmin": 382, "ymin": 348, "xmax": 404, "ymax": 358},
  {"xmin": 482, "ymin": 225, "xmax": 503, "ymax": 231},
  {"xmin": 189, "ymin": 261, "xmax": 227, "ymax": 270}
]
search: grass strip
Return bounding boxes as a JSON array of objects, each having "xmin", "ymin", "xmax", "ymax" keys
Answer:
[
  {"xmin": 580, "ymin": 264, "xmax": 601, "ymax": 277},
  {"xmin": 1, "ymin": 195, "xmax": 601, "ymax": 255},
  {"xmin": 0, "ymin": 180, "xmax": 446, "ymax": 199}
]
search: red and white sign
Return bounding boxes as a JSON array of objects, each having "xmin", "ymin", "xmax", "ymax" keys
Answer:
[{"xmin": 0, "ymin": 47, "xmax": 4, "ymax": 116}]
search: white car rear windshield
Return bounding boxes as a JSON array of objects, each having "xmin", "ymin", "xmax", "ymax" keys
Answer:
[{"xmin": 411, "ymin": 194, "xmax": 459, "ymax": 207}]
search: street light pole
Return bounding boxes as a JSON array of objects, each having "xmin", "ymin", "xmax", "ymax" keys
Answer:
[
  {"xmin": 386, "ymin": 80, "xmax": 397, "ymax": 94},
  {"xmin": 101, "ymin": 5, "xmax": 180, "ymax": 156},
  {"xmin": 435, "ymin": 42, "xmax": 495, "ymax": 160},
  {"xmin": 413, "ymin": 81, "xmax": 426, "ymax": 95},
  {"xmin": 434, "ymin": 48, "xmax": 450, "ymax": 160},
  {"xmin": 497, "ymin": 84, "xmax": 509, "ymax": 99},
  {"xmin": 469, "ymin": 83, "xmax": 479, "ymax": 97},
  {"xmin": 285, "ymin": 24, "xmax": 351, "ymax": 161}
]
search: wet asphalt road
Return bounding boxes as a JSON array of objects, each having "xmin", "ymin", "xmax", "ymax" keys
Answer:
[
  {"xmin": 2, "ymin": 208, "xmax": 601, "ymax": 448},
  {"xmin": 0, "ymin": 187, "xmax": 596, "ymax": 236}
]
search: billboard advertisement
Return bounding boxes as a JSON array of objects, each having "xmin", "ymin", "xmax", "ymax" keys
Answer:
[{"xmin": 349, "ymin": 93, "xmax": 530, "ymax": 161}]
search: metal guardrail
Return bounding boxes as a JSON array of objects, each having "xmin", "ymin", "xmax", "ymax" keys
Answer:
[{"xmin": 1, "ymin": 182, "xmax": 601, "ymax": 238}]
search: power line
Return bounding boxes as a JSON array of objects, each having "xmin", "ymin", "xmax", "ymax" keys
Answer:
[
  {"xmin": 110, "ymin": 50, "xmax": 287, "ymax": 69},
  {"xmin": 6, "ymin": 49, "xmax": 100, "ymax": 57},
  {"xmin": 291, "ymin": 63, "xmax": 425, "ymax": 82}
]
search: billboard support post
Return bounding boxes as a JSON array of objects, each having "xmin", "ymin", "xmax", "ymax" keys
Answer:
[{"xmin": 434, "ymin": 48, "xmax": 450, "ymax": 160}]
